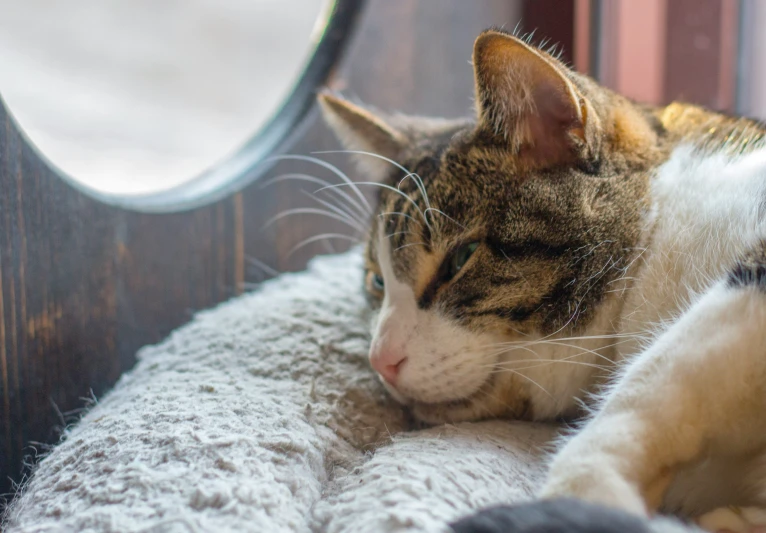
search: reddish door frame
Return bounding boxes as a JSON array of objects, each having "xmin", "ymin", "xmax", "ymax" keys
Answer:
[{"xmin": 574, "ymin": 0, "xmax": 739, "ymax": 111}]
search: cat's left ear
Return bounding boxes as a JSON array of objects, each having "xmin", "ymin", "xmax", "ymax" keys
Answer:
[
  {"xmin": 318, "ymin": 92, "xmax": 407, "ymax": 176},
  {"xmin": 473, "ymin": 30, "xmax": 601, "ymax": 166}
]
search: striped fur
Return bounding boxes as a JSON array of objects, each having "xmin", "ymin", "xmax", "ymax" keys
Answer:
[{"xmin": 321, "ymin": 28, "xmax": 766, "ymax": 531}]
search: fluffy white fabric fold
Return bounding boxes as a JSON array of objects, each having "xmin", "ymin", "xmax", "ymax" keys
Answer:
[{"xmin": 4, "ymin": 252, "xmax": 554, "ymax": 533}]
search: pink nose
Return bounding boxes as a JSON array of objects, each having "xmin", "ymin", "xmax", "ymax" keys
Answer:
[{"xmin": 370, "ymin": 351, "xmax": 407, "ymax": 385}]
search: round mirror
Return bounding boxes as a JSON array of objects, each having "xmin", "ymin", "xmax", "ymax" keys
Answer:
[{"xmin": 0, "ymin": 0, "xmax": 362, "ymax": 208}]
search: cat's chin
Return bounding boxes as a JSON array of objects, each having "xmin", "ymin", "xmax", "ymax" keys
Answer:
[
  {"xmin": 405, "ymin": 373, "xmax": 536, "ymax": 425},
  {"xmin": 405, "ymin": 377, "xmax": 502, "ymax": 425},
  {"xmin": 409, "ymin": 397, "xmax": 497, "ymax": 425}
]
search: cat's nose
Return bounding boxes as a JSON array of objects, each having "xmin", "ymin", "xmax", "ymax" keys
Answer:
[{"xmin": 370, "ymin": 351, "xmax": 408, "ymax": 385}]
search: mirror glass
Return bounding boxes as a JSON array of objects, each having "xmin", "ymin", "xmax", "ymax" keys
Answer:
[{"xmin": 0, "ymin": 0, "xmax": 327, "ymax": 195}]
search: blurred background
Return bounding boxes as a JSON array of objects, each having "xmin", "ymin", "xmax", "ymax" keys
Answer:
[
  {"xmin": 0, "ymin": 0, "xmax": 325, "ymax": 194},
  {"xmin": 1, "ymin": 0, "xmax": 764, "ymax": 197}
]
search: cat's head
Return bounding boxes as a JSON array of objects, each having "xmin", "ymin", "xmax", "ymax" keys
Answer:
[{"xmin": 319, "ymin": 30, "xmax": 665, "ymax": 423}]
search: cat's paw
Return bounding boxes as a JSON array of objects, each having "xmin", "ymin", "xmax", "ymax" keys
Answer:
[
  {"xmin": 696, "ymin": 506, "xmax": 766, "ymax": 533},
  {"xmin": 540, "ymin": 460, "xmax": 649, "ymax": 516},
  {"xmin": 450, "ymin": 499, "xmax": 651, "ymax": 533}
]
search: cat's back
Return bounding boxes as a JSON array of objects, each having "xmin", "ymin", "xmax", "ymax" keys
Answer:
[{"xmin": 618, "ymin": 141, "xmax": 766, "ymax": 352}]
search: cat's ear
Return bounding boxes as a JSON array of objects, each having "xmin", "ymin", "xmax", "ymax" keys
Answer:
[
  {"xmin": 318, "ymin": 92, "xmax": 406, "ymax": 175},
  {"xmin": 472, "ymin": 30, "xmax": 599, "ymax": 165}
]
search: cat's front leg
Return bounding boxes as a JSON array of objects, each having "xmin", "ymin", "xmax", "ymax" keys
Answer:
[{"xmin": 541, "ymin": 252, "xmax": 766, "ymax": 517}]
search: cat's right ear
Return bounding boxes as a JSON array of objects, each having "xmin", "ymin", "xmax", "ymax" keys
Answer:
[
  {"xmin": 318, "ymin": 92, "xmax": 406, "ymax": 174},
  {"xmin": 472, "ymin": 30, "xmax": 601, "ymax": 167}
]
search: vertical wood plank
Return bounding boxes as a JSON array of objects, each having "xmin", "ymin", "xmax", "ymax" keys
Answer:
[
  {"xmin": 589, "ymin": 0, "xmax": 739, "ymax": 110},
  {"xmin": 574, "ymin": 0, "xmax": 593, "ymax": 74},
  {"xmin": 665, "ymin": 0, "xmax": 739, "ymax": 111},
  {"xmin": 598, "ymin": 0, "xmax": 668, "ymax": 104}
]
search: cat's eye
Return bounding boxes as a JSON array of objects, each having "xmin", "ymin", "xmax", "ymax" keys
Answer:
[
  {"xmin": 371, "ymin": 273, "xmax": 385, "ymax": 291},
  {"xmin": 449, "ymin": 242, "xmax": 479, "ymax": 278}
]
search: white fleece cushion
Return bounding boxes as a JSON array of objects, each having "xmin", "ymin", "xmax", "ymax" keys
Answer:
[{"xmin": 3, "ymin": 251, "xmax": 556, "ymax": 533}]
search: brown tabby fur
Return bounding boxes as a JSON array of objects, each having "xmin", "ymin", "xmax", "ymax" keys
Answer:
[{"xmin": 319, "ymin": 28, "xmax": 766, "ymax": 422}]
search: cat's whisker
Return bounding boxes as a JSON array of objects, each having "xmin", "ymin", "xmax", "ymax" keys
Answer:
[
  {"xmin": 423, "ymin": 207, "xmax": 465, "ymax": 230},
  {"xmin": 260, "ymin": 173, "xmax": 369, "ymax": 221},
  {"xmin": 246, "ymin": 256, "xmax": 280, "ymax": 280},
  {"xmin": 479, "ymin": 331, "xmax": 643, "ymax": 350},
  {"xmin": 482, "ymin": 344, "xmax": 542, "ymax": 360},
  {"xmin": 264, "ymin": 208, "xmax": 366, "ymax": 233},
  {"xmin": 312, "ymin": 149, "xmax": 416, "ymax": 178},
  {"xmin": 269, "ymin": 154, "xmax": 374, "ymax": 215},
  {"xmin": 378, "ymin": 211, "xmax": 423, "ymax": 228},
  {"xmin": 394, "ymin": 242, "xmax": 428, "ymax": 252},
  {"xmin": 488, "ymin": 359, "xmax": 610, "ymax": 373},
  {"xmin": 487, "ymin": 338, "xmax": 629, "ymax": 367},
  {"xmin": 487, "ymin": 338, "xmax": 634, "ymax": 365},
  {"xmin": 398, "ymin": 173, "xmax": 431, "ymax": 212},
  {"xmin": 514, "ymin": 300, "xmax": 591, "ymax": 346},
  {"xmin": 287, "ymin": 233, "xmax": 362, "ymax": 258},
  {"xmin": 300, "ymin": 190, "xmax": 368, "ymax": 228},
  {"xmin": 497, "ymin": 368, "xmax": 554, "ymax": 399},
  {"xmin": 312, "ymin": 148, "xmax": 433, "ymax": 216},
  {"xmin": 318, "ymin": 181, "xmax": 431, "ymax": 229}
]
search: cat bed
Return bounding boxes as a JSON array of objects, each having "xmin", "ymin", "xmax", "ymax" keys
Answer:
[{"xmin": 3, "ymin": 251, "xmax": 556, "ymax": 533}]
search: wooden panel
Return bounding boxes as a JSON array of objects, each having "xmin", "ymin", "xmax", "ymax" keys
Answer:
[
  {"xmin": 595, "ymin": 0, "xmax": 668, "ymax": 104},
  {"xmin": 664, "ymin": 0, "xmax": 739, "ymax": 111},
  {"xmin": 0, "ymin": 111, "xmax": 120, "ymax": 494},
  {"xmin": 585, "ymin": 0, "xmax": 739, "ymax": 110},
  {"xmin": 0, "ymin": 0, "xmax": 577, "ymax": 497}
]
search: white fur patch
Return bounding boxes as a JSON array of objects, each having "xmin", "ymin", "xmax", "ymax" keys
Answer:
[
  {"xmin": 370, "ymin": 224, "xmax": 499, "ymax": 404},
  {"xmin": 619, "ymin": 145, "xmax": 766, "ymax": 355}
]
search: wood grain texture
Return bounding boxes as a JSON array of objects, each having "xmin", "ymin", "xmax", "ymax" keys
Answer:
[{"xmin": 0, "ymin": 0, "xmax": 573, "ymax": 497}]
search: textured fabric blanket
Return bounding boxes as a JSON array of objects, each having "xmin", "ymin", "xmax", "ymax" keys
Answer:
[{"xmin": 3, "ymin": 251, "xmax": 556, "ymax": 533}]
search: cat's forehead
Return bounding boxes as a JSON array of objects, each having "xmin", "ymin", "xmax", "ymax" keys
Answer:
[{"xmin": 376, "ymin": 135, "xmax": 594, "ymax": 234}]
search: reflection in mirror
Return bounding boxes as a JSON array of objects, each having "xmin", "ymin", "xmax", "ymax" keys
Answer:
[{"xmin": 0, "ymin": 0, "xmax": 327, "ymax": 195}]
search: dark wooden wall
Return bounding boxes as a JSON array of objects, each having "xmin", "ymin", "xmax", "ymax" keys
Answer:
[{"xmin": 0, "ymin": 0, "xmax": 575, "ymax": 499}]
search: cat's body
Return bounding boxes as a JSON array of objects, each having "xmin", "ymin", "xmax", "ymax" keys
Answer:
[{"xmin": 319, "ymin": 29, "xmax": 766, "ymax": 533}]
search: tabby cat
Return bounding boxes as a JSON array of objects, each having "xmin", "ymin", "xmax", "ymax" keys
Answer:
[{"xmin": 319, "ymin": 29, "xmax": 766, "ymax": 533}]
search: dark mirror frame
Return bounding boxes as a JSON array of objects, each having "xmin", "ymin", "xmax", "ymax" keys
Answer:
[{"xmin": 6, "ymin": 0, "xmax": 368, "ymax": 214}]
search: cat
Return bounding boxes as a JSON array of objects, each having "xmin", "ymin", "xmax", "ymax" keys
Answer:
[{"xmin": 318, "ymin": 28, "xmax": 766, "ymax": 533}]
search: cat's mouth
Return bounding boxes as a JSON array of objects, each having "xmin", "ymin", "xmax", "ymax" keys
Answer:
[{"xmin": 382, "ymin": 367, "xmax": 495, "ymax": 407}]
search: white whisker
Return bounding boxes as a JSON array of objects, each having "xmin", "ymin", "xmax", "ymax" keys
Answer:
[
  {"xmin": 300, "ymin": 190, "xmax": 368, "ymax": 228},
  {"xmin": 423, "ymin": 207, "xmax": 465, "ymax": 229},
  {"xmin": 287, "ymin": 233, "xmax": 362, "ymax": 258},
  {"xmin": 394, "ymin": 242, "xmax": 427, "ymax": 252},
  {"xmin": 313, "ymin": 148, "xmax": 432, "ymax": 212},
  {"xmin": 378, "ymin": 211, "xmax": 423, "ymax": 227},
  {"xmin": 270, "ymin": 154, "xmax": 373, "ymax": 215},
  {"xmin": 264, "ymin": 208, "xmax": 365, "ymax": 233},
  {"xmin": 317, "ymin": 181, "xmax": 431, "ymax": 229},
  {"xmin": 489, "ymin": 359, "xmax": 609, "ymax": 372},
  {"xmin": 501, "ymin": 368, "xmax": 554, "ymax": 398},
  {"xmin": 312, "ymin": 149, "xmax": 436, "ymax": 230},
  {"xmin": 246, "ymin": 256, "xmax": 279, "ymax": 279},
  {"xmin": 259, "ymin": 173, "xmax": 369, "ymax": 220}
]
